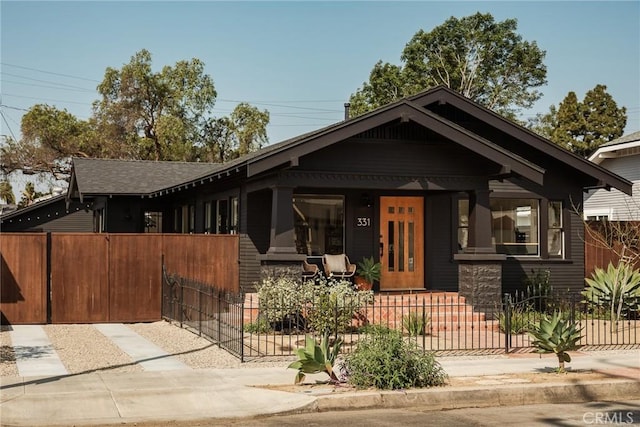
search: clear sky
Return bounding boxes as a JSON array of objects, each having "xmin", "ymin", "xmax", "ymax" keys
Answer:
[{"xmin": 1, "ymin": 1, "xmax": 639, "ymax": 192}]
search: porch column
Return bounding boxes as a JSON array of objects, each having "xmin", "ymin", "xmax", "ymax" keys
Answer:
[
  {"xmin": 267, "ymin": 185, "xmax": 297, "ymax": 255},
  {"xmin": 454, "ymin": 188, "xmax": 505, "ymax": 309},
  {"xmin": 258, "ymin": 185, "xmax": 305, "ymax": 285},
  {"xmin": 466, "ymin": 188, "xmax": 494, "ymax": 253}
]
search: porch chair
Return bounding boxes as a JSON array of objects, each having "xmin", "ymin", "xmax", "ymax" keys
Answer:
[
  {"xmin": 302, "ymin": 259, "xmax": 320, "ymax": 281},
  {"xmin": 322, "ymin": 253, "xmax": 356, "ymax": 280}
]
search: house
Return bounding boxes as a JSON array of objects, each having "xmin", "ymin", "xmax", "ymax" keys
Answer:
[
  {"xmin": 585, "ymin": 131, "xmax": 640, "ymax": 220},
  {"xmin": 65, "ymin": 86, "xmax": 632, "ymax": 303},
  {"xmin": 0, "ymin": 193, "xmax": 93, "ymax": 232}
]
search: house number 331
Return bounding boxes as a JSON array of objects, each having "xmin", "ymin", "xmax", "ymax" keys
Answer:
[{"xmin": 356, "ymin": 217, "xmax": 371, "ymax": 227}]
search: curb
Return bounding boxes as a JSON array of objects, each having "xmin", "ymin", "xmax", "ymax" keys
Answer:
[{"xmin": 310, "ymin": 379, "xmax": 640, "ymax": 412}]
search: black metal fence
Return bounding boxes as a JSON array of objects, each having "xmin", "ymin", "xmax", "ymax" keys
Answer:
[
  {"xmin": 162, "ymin": 270, "xmax": 639, "ymax": 362},
  {"xmin": 162, "ymin": 267, "xmax": 245, "ymax": 359}
]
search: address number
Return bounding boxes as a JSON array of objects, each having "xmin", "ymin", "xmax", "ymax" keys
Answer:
[{"xmin": 357, "ymin": 217, "xmax": 371, "ymax": 227}]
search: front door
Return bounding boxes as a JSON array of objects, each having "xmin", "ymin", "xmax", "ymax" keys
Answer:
[{"xmin": 379, "ymin": 196, "xmax": 424, "ymax": 290}]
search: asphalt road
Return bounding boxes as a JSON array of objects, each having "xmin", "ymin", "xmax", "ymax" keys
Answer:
[{"xmin": 78, "ymin": 400, "xmax": 640, "ymax": 427}]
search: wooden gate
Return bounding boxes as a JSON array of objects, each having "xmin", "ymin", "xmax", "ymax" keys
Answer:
[{"xmin": 1, "ymin": 233, "xmax": 240, "ymax": 324}]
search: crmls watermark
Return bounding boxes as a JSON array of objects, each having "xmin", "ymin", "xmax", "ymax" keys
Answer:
[{"xmin": 583, "ymin": 411, "xmax": 638, "ymax": 425}]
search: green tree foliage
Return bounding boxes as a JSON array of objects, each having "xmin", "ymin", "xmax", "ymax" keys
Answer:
[
  {"xmin": 0, "ymin": 50, "xmax": 270, "ymax": 181},
  {"xmin": 350, "ymin": 13, "xmax": 547, "ymax": 118},
  {"xmin": 0, "ymin": 180, "xmax": 15, "ymax": 204},
  {"xmin": 528, "ymin": 84, "xmax": 627, "ymax": 157},
  {"xmin": 17, "ymin": 182, "xmax": 45, "ymax": 208}
]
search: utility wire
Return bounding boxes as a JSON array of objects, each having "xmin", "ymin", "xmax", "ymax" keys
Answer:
[
  {"xmin": 1, "ymin": 73, "xmax": 95, "ymax": 91},
  {"xmin": 1, "ymin": 63, "xmax": 101, "ymax": 83},
  {"xmin": 0, "ymin": 109, "xmax": 18, "ymax": 140}
]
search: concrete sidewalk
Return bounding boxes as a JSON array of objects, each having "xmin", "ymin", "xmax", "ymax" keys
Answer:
[{"xmin": 1, "ymin": 350, "xmax": 638, "ymax": 426}]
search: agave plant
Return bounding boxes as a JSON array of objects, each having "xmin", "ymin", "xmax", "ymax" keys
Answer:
[
  {"xmin": 583, "ymin": 262, "xmax": 640, "ymax": 323},
  {"xmin": 528, "ymin": 311, "xmax": 583, "ymax": 373},
  {"xmin": 287, "ymin": 331, "xmax": 343, "ymax": 384}
]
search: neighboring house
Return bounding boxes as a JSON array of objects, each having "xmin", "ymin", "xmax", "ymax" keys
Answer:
[
  {"xmin": 64, "ymin": 86, "xmax": 632, "ymax": 301},
  {"xmin": 584, "ymin": 131, "xmax": 640, "ymax": 220},
  {"xmin": 0, "ymin": 194, "xmax": 93, "ymax": 232}
]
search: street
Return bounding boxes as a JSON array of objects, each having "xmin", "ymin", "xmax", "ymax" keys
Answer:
[{"xmin": 85, "ymin": 401, "xmax": 640, "ymax": 427}]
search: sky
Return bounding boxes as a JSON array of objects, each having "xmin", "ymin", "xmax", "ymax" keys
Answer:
[{"xmin": 1, "ymin": 1, "xmax": 639, "ymax": 195}]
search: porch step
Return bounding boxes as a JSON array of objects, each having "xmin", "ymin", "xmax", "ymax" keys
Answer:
[{"xmin": 243, "ymin": 291, "xmax": 497, "ymax": 332}]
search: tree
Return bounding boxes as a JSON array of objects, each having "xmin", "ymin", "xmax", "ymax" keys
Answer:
[
  {"xmin": 0, "ymin": 106, "xmax": 92, "ymax": 179},
  {"xmin": 94, "ymin": 49, "xmax": 217, "ymax": 161},
  {"xmin": 0, "ymin": 50, "xmax": 271, "ymax": 182},
  {"xmin": 17, "ymin": 182, "xmax": 44, "ymax": 208},
  {"xmin": 0, "ymin": 180, "xmax": 15, "ymax": 204},
  {"xmin": 198, "ymin": 103, "xmax": 270, "ymax": 163},
  {"xmin": 528, "ymin": 84, "xmax": 627, "ymax": 157},
  {"xmin": 230, "ymin": 103, "xmax": 270, "ymax": 158},
  {"xmin": 349, "ymin": 13, "xmax": 547, "ymax": 118}
]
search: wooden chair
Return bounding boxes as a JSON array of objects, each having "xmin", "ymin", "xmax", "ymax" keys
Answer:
[
  {"xmin": 302, "ymin": 259, "xmax": 319, "ymax": 281},
  {"xmin": 322, "ymin": 254, "xmax": 356, "ymax": 279}
]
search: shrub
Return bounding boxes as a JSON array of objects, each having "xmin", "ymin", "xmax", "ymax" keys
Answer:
[
  {"xmin": 583, "ymin": 262, "xmax": 640, "ymax": 323},
  {"xmin": 255, "ymin": 273, "xmax": 373, "ymax": 335},
  {"xmin": 402, "ymin": 311, "xmax": 429, "ymax": 336},
  {"xmin": 523, "ymin": 268, "xmax": 552, "ymax": 312},
  {"xmin": 344, "ymin": 325, "xmax": 447, "ymax": 390},
  {"xmin": 305, "ymin": 276, "xmax": 374, "ymax": 335},
  {"xmin": 244, "ymin": 317, "xmax": 272, "ymax": 334},
  {"xmin": 255, "ymin": 273, "xmax": 313, "ymax": 324},
  {"xmin": 497, "ymin": 306, "xmax": 533, "ymax": 334}
]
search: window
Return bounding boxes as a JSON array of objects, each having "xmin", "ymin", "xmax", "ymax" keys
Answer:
[
  {"xmin": 217, "ymin": 199, "xmax": 228, "ymax": 233},
  {"xmin": 458, "ymin": 197, "xmax": 543, "ymax": 256},
  {"xmin": 548, "ymin": 201, "xmax": 563, "ymax": 257},
  {"xmin": 457, "ymin": 199, "xmax": 469, "ymax": 251},
  {"xmin": 93, "ymin": 208, "xmax": 105, "ymax": 233},
  {"xmin": 144, "ymin": 212, "xmax": 162, "ymax": 233},
  {"xmin": 175, "ymin": 205, "xmax": 193, "ymax": 234},
  {"xmin": 204, "ymin": 202, "xmax": 213, "ymax": 234},
  {"xmin": 230, "ymin": 196, "xmax": 239, "ymax": 234},
  {"xmin": 492, "ymin": 199, "xmax": 539, "ymax": 256},
  {"xmin": 293, "ymin": 195, "xmax": 344, "ymax": 256}
]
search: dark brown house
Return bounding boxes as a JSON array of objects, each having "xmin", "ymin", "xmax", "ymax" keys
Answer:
[
  {"xmin": 66, "ymin": 86, "xmax": 632, "ymax": 302},
  {"xmin": 0, "ymin": 194, "xmax": 93, "ymax": 232}
]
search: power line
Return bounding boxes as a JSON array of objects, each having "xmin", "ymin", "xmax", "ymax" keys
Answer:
[
  {"xmin": 1, "ymin": 63, "xmax": 101, "ymax": 83},
  {"xmin": 0, "ymin": 109, "xmax": 18, "ymax": 140},
  {"xmin": 1, "ymin": 73, "xmax": 96, "ymax": 92},
  {"xmin": 1, "ymin": 79, "xmax": 96, "ymax": 93},
  {"xmin": 2, "ymin": 93, "xmax": 93, "ymax": 106}
]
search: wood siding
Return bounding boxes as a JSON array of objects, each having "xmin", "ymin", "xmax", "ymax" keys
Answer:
[
  {"xmin": 1, "ymin": 200, "xmax": 93, "ymax": 232},
  {"xmin": 299, "ymin": 136, "xmax": 497, "ymax": 177},
  {"xmin": 584, "ymin": 155, "xmax": 640, "ymax": 220},
  {"xmin": 0, "ymin": 233, "xmax": 47, "ymax": 324}
]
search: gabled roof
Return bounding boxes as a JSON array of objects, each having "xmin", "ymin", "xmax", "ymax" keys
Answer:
[
  {"xmin": 588, "ymin": 131, "xmax": 640, "ymax": 164},
  {"xmin": 0, "ymin": 194, "xmax": 66, "ymax": 222},
  {"xmin": 68, "ymin": 85, "xmax": 633, "ymax": 199},
  {"xmin": 241, "ymin": 98, "xmax": 544, "ymax": 184},
  {"xmin": 409, "ymin": 86, "xmax": 633, "ymax": 195},
  {"xmin": 69, "ymin": 158, "xmax": 222, "ymax": 201}
]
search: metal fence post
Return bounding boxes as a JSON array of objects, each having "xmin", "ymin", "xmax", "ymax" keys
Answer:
[
  {"xmin": 179, "ymin": 278, "xmax": 184, "ymax": 328},
  {"xmin": 503, "ymin": 293, "xmax": 511, "ymax": 354}
]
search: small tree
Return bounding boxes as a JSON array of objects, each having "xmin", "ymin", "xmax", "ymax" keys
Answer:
[{"xmin": 528, "ymin": 311, "xmax": 583, "ymax": 373}]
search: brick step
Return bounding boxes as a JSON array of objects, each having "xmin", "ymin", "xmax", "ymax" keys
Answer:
[{"xmin": 361, "ymin": 313, "xmax": 489, "ymax": 323}]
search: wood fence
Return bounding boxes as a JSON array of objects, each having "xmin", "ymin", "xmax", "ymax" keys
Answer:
[
  {"xmin": 584, "ymin": 221, "xmax": 640, "ymax": 278},
  {"xmin": 0, "ymin": 233, "xmax": 239, "ymax": 325}
]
